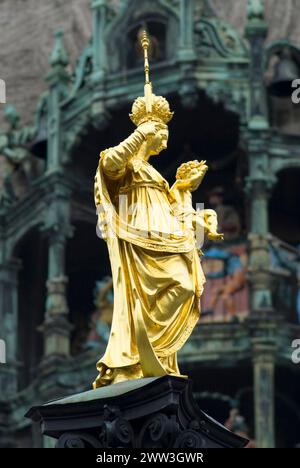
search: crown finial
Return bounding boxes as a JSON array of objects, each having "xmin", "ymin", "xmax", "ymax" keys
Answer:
[
  {"xmin": 141, "ymin": 30, "xmax": 150, "ymax": 84},
  {"xmin": 129, "ymin": 29, "xmax": 173, "ymax": 126},
  {"xmin": 141, "ymin": 30, "xmax": 153, "ymax": 113}
]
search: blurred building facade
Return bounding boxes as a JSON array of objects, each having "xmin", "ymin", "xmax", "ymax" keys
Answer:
[{"xmin": 0, "ymin": 0, "xmax": 300, "ymax": 448}]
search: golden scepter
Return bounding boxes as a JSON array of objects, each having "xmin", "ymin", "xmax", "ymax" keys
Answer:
[{"xmin": 141, "ymin": 30, "xmax": 153, "ymax": 113}]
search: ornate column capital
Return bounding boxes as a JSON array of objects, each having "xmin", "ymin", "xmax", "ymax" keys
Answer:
[
  {"xmin": 40, "ymin": 223, "xmax": 74, "ymax": 244},
  {"xmin": 244, "ymin": 176, "xmax": 276, "ymax": 198}
]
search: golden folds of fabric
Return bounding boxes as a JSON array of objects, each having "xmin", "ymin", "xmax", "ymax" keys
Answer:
[{"xmin": 93, "ymin": 128, "xmax": 205, "ymax": 388}]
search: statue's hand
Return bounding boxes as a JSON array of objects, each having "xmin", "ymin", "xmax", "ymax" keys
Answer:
[
  {"xmin": 175, "ymin": 160, "xmax": 208, "ymax": 191},
  {"xmin": 207, "ymin": 232, "xmax": 224, "ymax": 241},
  {"xmin": 203, "ymin": 209, "xmax": 224, "ymax": 241},
  {"xmin": 138, "ymin": 121, "xmax": 166, "ymax": 140}
]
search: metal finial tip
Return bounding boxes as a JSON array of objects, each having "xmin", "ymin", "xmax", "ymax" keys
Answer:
[{"xmin": 141, "ymin": 30, "xmax": 149, "ymax": 49}]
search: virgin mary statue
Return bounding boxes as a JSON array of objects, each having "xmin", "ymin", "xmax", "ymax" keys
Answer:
[{"xmin": 93, "ymin": 32, "xmax": 221, "ymax": 389}]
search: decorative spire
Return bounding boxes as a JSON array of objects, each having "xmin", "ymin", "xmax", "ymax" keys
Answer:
[
  {"xmin": 247, "ymin": 0, "xmax": 265, "ymax": 22},
  {"xmin": 245, "ymin": 0, "xmax": 267, "ymax": 38},
  {"xmin": 141, "ymin": 30, "xmax": 153, "ymax": 113},
  {"xmin": 47, "ymin": 29, "xmax": 70, "ymax": 89},
  {"xmin": 49, "ymin": 29, "xmax": 69, "ymax": 68}
]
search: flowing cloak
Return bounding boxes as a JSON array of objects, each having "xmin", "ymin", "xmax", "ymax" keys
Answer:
[{"xmin": 93, "ymin": 129, "xmax": 205, "ymax": 387}]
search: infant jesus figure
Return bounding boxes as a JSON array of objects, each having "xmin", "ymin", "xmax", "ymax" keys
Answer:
[{"xmin": 170, "ymin": 160, "xmax": 224, "ymax": 250}]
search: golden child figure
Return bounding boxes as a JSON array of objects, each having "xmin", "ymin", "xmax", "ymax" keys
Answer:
[{"xmin": 93, "ymin": 31, "xmax": 222, "ymax": 388}]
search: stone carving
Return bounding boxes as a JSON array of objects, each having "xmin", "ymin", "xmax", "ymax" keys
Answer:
[
  {"xmin": 0, "ymin": 105, "xmax": 44, "ymax": 206},
  {"xmin": 195, "ymin": 19, "xmax": 248, "ymax": 59}
]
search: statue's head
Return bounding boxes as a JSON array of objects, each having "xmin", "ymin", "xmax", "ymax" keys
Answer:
[{"xmin": 130, "ymin": 94, "xmax": 173, "ymax": 156}]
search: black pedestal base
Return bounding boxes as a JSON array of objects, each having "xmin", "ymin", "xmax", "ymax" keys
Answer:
[{"xmin": 25, "ymin": 376, "xmax": 248, "ymax": 448}]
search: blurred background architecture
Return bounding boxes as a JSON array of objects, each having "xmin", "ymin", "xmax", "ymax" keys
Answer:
[{"xmin": 0, "ymin": 0, "xmax": 299, "ymax": 448}]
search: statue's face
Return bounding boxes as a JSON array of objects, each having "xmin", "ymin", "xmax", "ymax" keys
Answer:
[{"xmin": 148, "ymin": 127, "xmax": 169, "ymax": 156}]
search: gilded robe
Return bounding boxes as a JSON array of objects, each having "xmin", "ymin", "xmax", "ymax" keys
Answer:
[{"xmin": 93, "ymin": 128, "xmax": 205, "ymax": 387}]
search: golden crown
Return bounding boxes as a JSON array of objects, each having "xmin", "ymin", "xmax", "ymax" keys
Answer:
[
  {"xmin": 130, "ymin": 94, "xmax": 173, "ymax": 126},
  {"xmin": 129, "ymin": 30, "xmax": 174, "ymax": 127}
]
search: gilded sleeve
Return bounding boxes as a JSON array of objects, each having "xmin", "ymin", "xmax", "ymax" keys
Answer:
[{"xmin": 100, "ymin": 129, "xmax": 145, "ymax": 180}]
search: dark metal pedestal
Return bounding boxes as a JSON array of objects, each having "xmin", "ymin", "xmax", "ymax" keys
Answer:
[{"xmin": 25, "ymin": 376, "xmax": 248, "ymax": 448}]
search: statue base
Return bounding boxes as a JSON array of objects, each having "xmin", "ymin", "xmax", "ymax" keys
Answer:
[{"xmin": 25, "ymin": 376, "xmax": 248, "ymax": 448}]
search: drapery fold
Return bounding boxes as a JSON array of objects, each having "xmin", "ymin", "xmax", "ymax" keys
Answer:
[{"xmin": 93, "ymin": 143, "xmax": 205, "ymax": 388}]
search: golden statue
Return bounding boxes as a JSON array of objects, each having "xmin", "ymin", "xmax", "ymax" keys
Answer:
[{"xmin": 93, "ymin": 31, "xmax": 222, "ymax": 388}]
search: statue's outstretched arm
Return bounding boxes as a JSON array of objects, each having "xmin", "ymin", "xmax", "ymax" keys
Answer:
[
  {"xmin": 100, "ymin": 128, "xmax": 145, "ymax": 180},
  {"xmin": 194, "ymin": 209, "xmax": 224, "ymax": 241}
]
